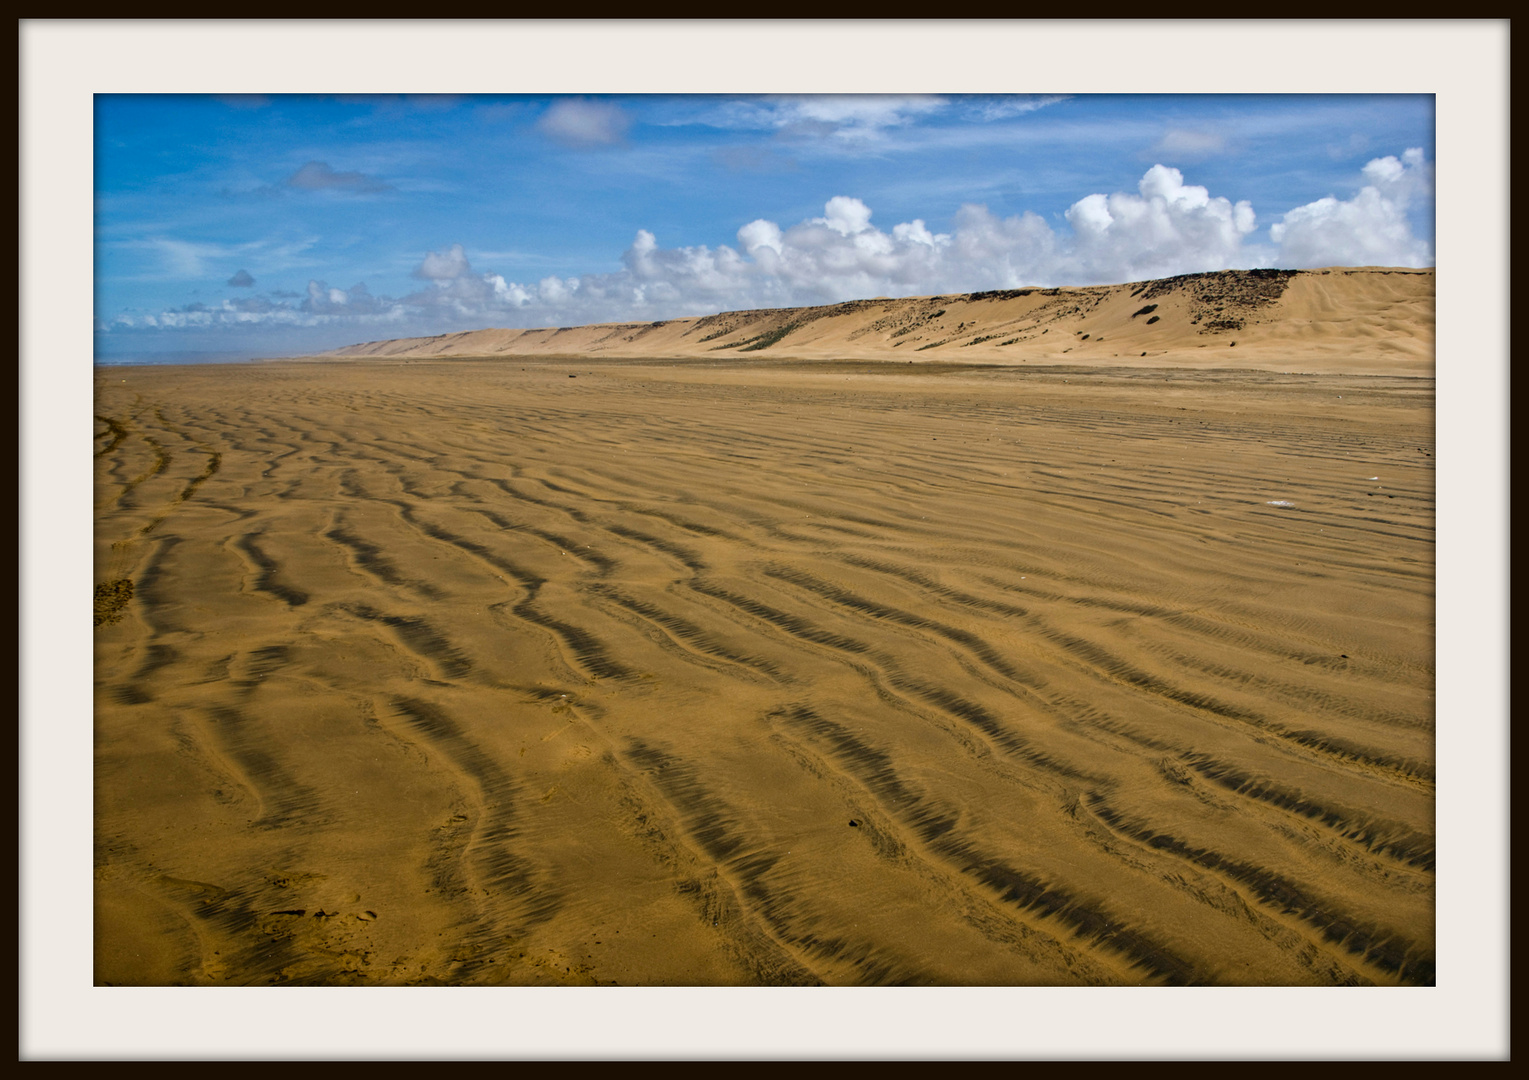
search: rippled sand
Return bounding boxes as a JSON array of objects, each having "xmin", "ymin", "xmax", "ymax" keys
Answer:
[{"xmin": 94, "ymin": 357, "xmax": 1434, "ymax": 986}]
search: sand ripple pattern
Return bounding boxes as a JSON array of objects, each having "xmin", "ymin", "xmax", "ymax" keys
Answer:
[{"xmin": 94, "ymin": 359, "xmax": 1434, "ymax": 985}]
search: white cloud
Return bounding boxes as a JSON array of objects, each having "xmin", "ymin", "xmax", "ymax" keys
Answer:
[
  {"xmin": 776, "ymin": 95, "xmax": 946, "ymax": 130},
  {"xmin": 948, "ymin": 204, "xmax": 1056, "ymax": 287},
  {"xmin": 1062, "ymin": 165, "xmax": 1258, "ymax": 281},
  {"xmin": 224, "ymin": 295, "xmax": 275, "ymax": 314},
  {"xmin": 536, "ymin": 276, "xmax": 581, "ymax": 305},
  {"xmin": 536, "ymin": 99, "xmax": 632, "ymax": 148},
  {"xmin": 413, "ymin": 243, "xmax": 472, "ymax": 281},
  {"xmin": 892, "ymin": 219, "xmax": 940, "ymax": 247},
  {"xmin": 149, "ymin": 238, "xmax": 227, "ymax": 277},
  {"xmin": 737, "ymin": 219, "xmax": 783, "ymax": 257},
  {"xmin": 699, "ymin": 95, "xmax": 949, "ymax": 142},
  {"xmin": 111, "ymin": 235, "xmax": 319, "ymax": 284},
  {"xmin": 1269, "ymin": 148, "xmax": 1433, "ymax": 268},
  {"xmin": 302, "ymin": 280, "xmax": 386, "ymax": 315},
  {"xmin": 815, "ymin": 196, "xmax": 874, "ymax": 236},
  {"xmin": 1364, "ymin": 146, "xmax": 1433, "ymax": 209},
  {"xmin": 965, "ymin": 95, "xmax": 1070, "ymax": 121}
]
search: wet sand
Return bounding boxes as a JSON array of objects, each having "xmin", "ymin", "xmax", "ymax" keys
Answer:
[{"xmin": 94, "ymin": 356, "xmax": 1434, "ymax": 986}]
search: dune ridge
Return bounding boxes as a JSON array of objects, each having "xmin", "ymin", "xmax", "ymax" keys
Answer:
[{"xmin": 325, "ymin": 266, "xmax": 1434, "ymax": 376}]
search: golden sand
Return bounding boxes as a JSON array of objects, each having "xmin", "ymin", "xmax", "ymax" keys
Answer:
[{"xmin": 94, "ymin": 344, "xmax": 1433, "ymax": 986}]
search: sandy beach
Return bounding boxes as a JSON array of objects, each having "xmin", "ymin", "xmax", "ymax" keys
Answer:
[{"xmin": 94, "ymin": 329, "xmax": 1434, "ymax": 986}]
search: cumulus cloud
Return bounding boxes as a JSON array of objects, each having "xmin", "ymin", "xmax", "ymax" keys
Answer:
[
  {"xmin": 225, "ymin": 295, "xmax": 276, "ymax": 314},
  {"xmin": 284, "ymin": 161, "xmax": 393, "ymax": 194},
  {"xmin": 399, "ymin": 244, "xmax": 542, "ymax": 317},
  {"xmin": 1064, "ymin": 164, "xmax": 1257, "ymax": 282},
  {"xmin": 301, "ymin": 280, "xmax": 387, "ymax": 315},
  {"xmin": 737, "ymin": 219, "xmax": 783, "ymax": 258},
  {"xmin": 1363, "ymin": 146, "xmax": 1433, "ymax": 209},
  {"xmin": 1270, "ymin": 148, "xmax": 1433, "ymax": 268},
  {"xmin": 536, "ymin": 99, "xmax": 632, "ymax": 148},
  {"xmin": 106, "ymin": 282, "xmax": 402, "ymax": 335},
  {"xmin": 413, "ymin": 243, "xmax": 472, "ymax": 281},
  {"xmin": 815, "ymin": 196, "xmax": 874, "ymax": 236},
  {"xmin": 946, "ymin": 204, "xmax": 1055, "ymax": 288},
  {"xmin": 227, "ymin": 269, "xmax": 256, "ymax": 288}
]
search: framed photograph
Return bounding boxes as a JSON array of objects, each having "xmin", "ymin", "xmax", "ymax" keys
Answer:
[{"xmin": 23, "ymin": 19, "xmax": 1507, "ymax": 1062}]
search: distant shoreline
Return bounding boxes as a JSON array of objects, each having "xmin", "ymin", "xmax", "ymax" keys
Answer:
[{"xmin": 93, "ymin": 350, "xmax": 271, "ymax": 367}]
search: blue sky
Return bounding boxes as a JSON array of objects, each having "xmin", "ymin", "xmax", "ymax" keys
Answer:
[{"xmin": 94, "ymin": 93, "xmax": 1434, "ymax": 361}]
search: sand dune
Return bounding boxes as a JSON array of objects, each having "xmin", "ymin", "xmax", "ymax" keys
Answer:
[
  {"xmin": 326, "ymin": 266, "xmax": 1434, "ymax": 377},
  {"xmin": 95, "ymin": 273, "xmax": 1434, "ymax": 987}
]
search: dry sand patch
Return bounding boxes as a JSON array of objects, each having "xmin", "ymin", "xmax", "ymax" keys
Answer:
[{"xmin": 94, "ymin": 356, "xmax": 1433, "ymax": 985}]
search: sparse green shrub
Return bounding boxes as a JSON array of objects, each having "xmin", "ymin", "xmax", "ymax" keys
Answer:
[{"xmin": 738, "ymin": 323, "xmax": 798, "ymax": 352}]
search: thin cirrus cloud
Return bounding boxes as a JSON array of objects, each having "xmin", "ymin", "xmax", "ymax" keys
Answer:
[
  {"xmin": 770, "ymin": 95, "xmax": 948, "ymax": 137},
  {"xmin": 103, "ymin": 235, "xmax": 314, "ymax": 289},
  {"xmin": 695, "ymin": 95, "xmax": 950, "ymax": 142},
  {"xmin": 961, "ymin": 95, "xmax": 1071, "ymax": 122},
  {"xmin": 106, "ymin": 150, "xmax": 1434, "ymax": 346},
  {"xmin": 1146, "ymin": 129, "xmax": 1229, "ymax": 163},
  {"xmin": 150, "ymin": 237, "xmax": 227, "ymax": 278}
]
